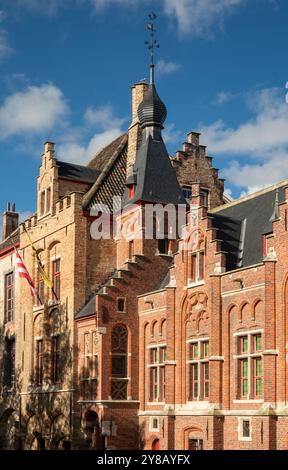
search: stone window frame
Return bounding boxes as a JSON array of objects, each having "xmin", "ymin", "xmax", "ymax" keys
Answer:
[
  {"xmin": 187, "ymin": 250, "xmax": 205, "ymax": 287},
  {"xmin": 238, "ymin": 417, "xmax": 252, "ymax": 441},
  {"xmin": 233, "ymin": 329, "xmax": 263, "ymax": 401},
  {"xmin": 147, "ymin": 343, "xmax": 166, "ymax": 403},
  {"xmin": 149, "ymin": 416, "xmax": 160, "ymax": 432},
  {"xmin": 186, "ymin": 337, "xmax": 209, "ymax": 402},
  {"xmin": 39, "ymin": 187, "xmax": 52, "ymax": 219}
]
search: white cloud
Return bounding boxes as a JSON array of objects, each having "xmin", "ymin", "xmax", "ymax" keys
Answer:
[
  {"xmin": 57, "ymin": 129, "xmax": 123, "ymax": 164},
  {"xmin": 0, "ymin": 84, "xmax": 68, "ymax": 138},
  {"xmin": 156, "ymin": 59, "xmax": 182, "ymax": 78},
  {"xmin": 57, "ymin": 104, "xmax": 125, "ymax": 163},
  {"xmin": 202, "ymin": 87, "xmax": 288, "ymax": 194},
  {"xmin": 163, "ymin": 0, "xmax": 245, "ymax": 36},
  {"xmin": 4, "ymin": 0, "xmax": 267, "ymax": 37},
  {"xmin": 201, "ymin": 88, "xmax": 288, "ymax": 156},
  {"xmin": 0, "ymin": 10, "xmax": 12, "ymax": 61},
  {"xmin": 214, "ymin": 91, "xmax": 239, "ymax": 105},
  {"xmin": 84, "ymin": 104, "xmax": 126, "ymax": 130},
  {"xmin": 163, "ymin": 123, "xmax": 184, "ymax": 145}
]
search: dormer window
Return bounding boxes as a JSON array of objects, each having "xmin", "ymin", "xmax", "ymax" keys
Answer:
[
  {"xmin": 182, "ymin": 185, "xmax": 192, "ymax": 201},
  {"xmin": 200, "ymin": 189, "xmax": 209, "ymax": 208}
]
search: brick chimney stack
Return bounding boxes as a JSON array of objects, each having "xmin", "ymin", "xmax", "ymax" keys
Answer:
[
  {"xmin": 2, "ymin": 202, "xmax": 19, "ymax": 241},
  {"xmin": 127, "ymin": 82, "xmax": 149, "ymax": 176}
]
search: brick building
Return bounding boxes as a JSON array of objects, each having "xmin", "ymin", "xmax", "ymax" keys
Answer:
[{"xmin": 1, "ymin": 59, "xmax": 288, "ymax": 450}]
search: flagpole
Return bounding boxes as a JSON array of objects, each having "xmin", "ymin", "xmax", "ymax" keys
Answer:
[
  {"xmin": 23, "ymin": 225, "xmax": 58, "ymax": 301},
  {"xmin": 7, "ymin": 234, "xmax": 42, "ymax": 305}
]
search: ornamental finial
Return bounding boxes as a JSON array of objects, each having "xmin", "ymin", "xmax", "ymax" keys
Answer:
[{"xmin": 145, "ymin": 12, "xmax": 159, "ymax": 85}]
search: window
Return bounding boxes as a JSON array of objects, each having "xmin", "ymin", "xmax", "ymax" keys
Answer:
[
  {"xmin": 188, "ymin": 438, "xmax": 203, "ymax": 451},
  {"xmin": 111, "ymin": 326, "xmax": 128, "ymax": 400},
  {"xmin": 182, "ymin": 185, "xmax": 192, "ymax": 200},
  {"xmin": 40, "ymin": 191, "xmax": 45, "ymax": 216},
  {"xmin": 5, "ymin": 272, "xmax": 14, "ymax": 323},
  {"xmin": 128, "ymin": 185, "xmax": 135, "ymax": 199},
  {"xmin": 117, "ymin": 298, "xmax": 126, "ymax": 313},
  {"xmin": 236, "ymin": 332, "xmax": 263, "ymax": 400},
  {"xmin": 37, "ymin": 268, "xmax": 45, "ymax": 305},
  {"xmin": 150, "ymin": 417, "xmax": 159, "ymax": 432},
  {"xmin": 238, "ymin": 418, "xmax": 251, "ymax": 441},
  {"xmin": 148, "ymin": 345, "xmax": 166, "ymax": 402},
  {"xmin": 46, "ymin": 187, "xmax": 51, "ymax": 213},
  {"xmin": 82, "ymin": 333, "xmax": 90, "ymax": 399},
  {"xmin": 82, "ymin": 331, "xmax": 98, "ymax": 399},
  {"xmin": 52, "ymin": 259, "xmax": 61, "ymax": 300},
  {"xmin": 36, "ymin": 339, "xmax": 43, "ymax": 385},
  {"xmin": 51, "ymin": 336, "xmax": 60, "ymax": 383},
  {"xmin": 189, "ymin": 251, "xmax": 204, "ymax": 284},
  {"xmin": 200, "ymin": 189, "xmax": 209, "ymax": 208},
  {"xmin": 91, "ymin": 331, "xmax": 98, "ymax": 397},
  {"xmin": 187, "ymin": 339, "xmax": 209, "ymax": 401},
  {"xmin": 158, "ymin": 238, "xmax": 169, "ymax": 255},
  {"xmin": 40, "ymin": 188, "xmax": 51, "ymax": 216},
  {"xmin": 4, "ymin": 338, "xmax": 15, "ymax": 389}
]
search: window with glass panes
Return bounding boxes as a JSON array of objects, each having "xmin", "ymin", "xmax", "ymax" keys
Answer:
[
  {"xmin": 52, "ymin": 259, "xmax": 61, "ymax": 300},
  {"xmin": 37, "ymin": 267, "xmax": 45, "ymax": 305},
  {"xmin": 51, "ymin": 335, "xmax": 60, "ymax": 383},
  {"xmin": 91, "ymin": 331, "xmax": 98, "ymax": 397},
  {"xmin": 189, "ymin": 251, "xmax": 204, "ymax": 283},
  {"xmin": 235, "ymin": 331, "xmax": 263, "ymax": 399},
  {"xmin": 82, "ymin": 333, "xmax": 90, "ymax": 399},
  {"xmin": 111, "ymin": 325, "xmax": 128, "ymax": 400},
  {"xmin": 187, "ymin": 339, "xmax": 209, "ymax": 400},
  {"xmin": 4, "ymin": 338, "xmax": 15, "ymax": 389},
  {"xmin": 5, "ymin": 272, "xmax": 14, "ymax": 323},
  {"xmin": 148, "ymin": 345, "xmax": 166, "ymax": 402},
  {"xmin": 36, "ymin": 339, "xmax": 43, "ymax": 385}
]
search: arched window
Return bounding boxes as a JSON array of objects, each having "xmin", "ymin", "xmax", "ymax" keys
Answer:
[{"xmin": 111, "ymin": 326, "xmax": 128, "ymax": 400}]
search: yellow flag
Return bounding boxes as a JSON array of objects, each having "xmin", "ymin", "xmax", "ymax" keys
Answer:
[{"xmin": 24, "ymin": 226, "xmax": 53, "ymax": 289}]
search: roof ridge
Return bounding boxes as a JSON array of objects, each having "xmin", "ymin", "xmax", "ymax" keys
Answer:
[{"xmin": 210, "ymin": 179, "xmax": 288, "ymax": 213}]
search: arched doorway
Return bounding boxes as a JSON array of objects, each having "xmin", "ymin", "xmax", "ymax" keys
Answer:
[
  {"xmin": 83, "ymin": 410, "xmax": 103, "ymax": 449},
  {"xmin": 152, "ymin": 438, "xmax": 160, "ymax": 450},
  {"xmin": 0, "ymin": 408, "xmax": 18, "ymax": 450},
  {"xmin": 183, "ymin": 427, "xmax": 204, "ymax": 450}
]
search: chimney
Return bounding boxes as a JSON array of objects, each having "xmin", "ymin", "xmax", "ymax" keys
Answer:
[
  {"xmin": 127, "ymin": 82, "xmax": 149, "ymax": 176},
  {"xmin": 2, "ymin": 202, "xmax": 19, "ymax": 241},
  {"xmin": 187, "ymin": 131, "xmax": 201, "ymax": 146}
]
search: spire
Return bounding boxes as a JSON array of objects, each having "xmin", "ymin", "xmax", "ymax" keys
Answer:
[
  {"xmin": 269, "ymin": 189, "xmax": 280, "ymax": 222},
  {"xmin": 139, "ymin": 13, "xmax": 167, "ymax": 131},
  {"xmin": 145, "ymin": 12, "xmax": 159, "ymax": 85}
]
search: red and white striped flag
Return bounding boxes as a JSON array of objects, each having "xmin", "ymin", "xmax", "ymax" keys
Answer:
[{"xmin": 15, "ymin": 249, "xmax": 37, "ymax": 298}]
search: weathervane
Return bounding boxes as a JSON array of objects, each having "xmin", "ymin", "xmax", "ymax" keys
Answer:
[{"xmin": 145, "ymin": 12, "xmax": 159, "ymax": 84}]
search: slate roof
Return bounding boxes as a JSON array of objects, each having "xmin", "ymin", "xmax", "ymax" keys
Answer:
[
  {"xmin": 75, "ymin": 295, "xmax": 96, "ymax": 320},
  {"xmin": 57, "ymin": 161, "xmax": 100, "ymax": 184},
  {"xmin": 87, "ymin": 133, "xmax": 127, "ymax": 172},
  {"xmin": 75, "ymin": 269, "xmax": 117, "ymax": 319},
  {"xmin": 123, "ymin": 134, "xmax": 186, "ymax": 207},
  {"xmin": 211, "ymin": 183, "xmax": 286, "ymax": 270},
  {"xmin": 83, "ymin": 134, "xmax": 128, "ymax": 211}
]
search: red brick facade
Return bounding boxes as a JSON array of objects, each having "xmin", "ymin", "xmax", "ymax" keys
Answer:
[{"xmin": 1, "ymin": 78, "xmax": 288, "ymax": 451}]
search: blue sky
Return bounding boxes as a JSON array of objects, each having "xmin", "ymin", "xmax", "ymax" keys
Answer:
[{"xmin": 0, "ymin": 0, "xmax": 288, "ymax": 227}]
